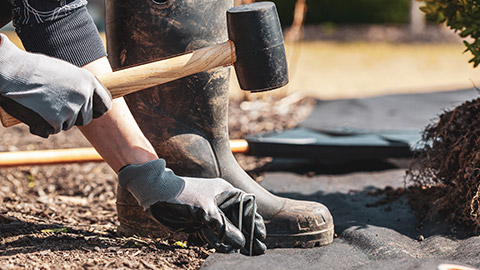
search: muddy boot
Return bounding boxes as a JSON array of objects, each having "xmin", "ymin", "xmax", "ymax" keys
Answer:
[{"xmin": 106, "ymin": 0, "xmax": 334, "ymax": 248}]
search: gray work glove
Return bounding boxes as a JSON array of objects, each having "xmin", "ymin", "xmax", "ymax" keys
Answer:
[
  {"xmin": 118, "ymin": 159, "xmax": 267, "ymax": 255},
  {"xmin": 0, "ymin": 33, "xmax": 112, "ymax": 138}
]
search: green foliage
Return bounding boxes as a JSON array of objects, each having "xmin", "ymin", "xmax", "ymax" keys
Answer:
[
  {"xmin": 270, "ymin": 0, "xmax": 410, "ymax": 25},
  {"xmin": 419, "ymin": 0, "xmax": 480, "ymax": 67}
]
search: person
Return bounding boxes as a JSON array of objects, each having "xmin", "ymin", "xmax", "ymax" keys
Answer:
[
  {"xmin": 0, "ymin": 0, "xmax": 266, "ymax": 255},
  {"xmin": 107, "ymin": 0, "xmax": 335, "ymax": 249}
]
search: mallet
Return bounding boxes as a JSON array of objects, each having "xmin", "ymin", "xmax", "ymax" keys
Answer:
[{"xmin": 0, "ymin": 2, "xmax": 288, "ymax": 127}]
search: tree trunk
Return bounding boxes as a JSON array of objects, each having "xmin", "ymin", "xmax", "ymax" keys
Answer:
[
  {"xmin": 410, "ymin": 0, "xmax": 426, "ymax": 34},
  {"xmin": 285, "ymin": 0, "xmax": 307, "ymax": 42}
]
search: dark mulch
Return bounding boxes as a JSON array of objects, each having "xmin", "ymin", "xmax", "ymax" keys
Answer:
[
  {"xmin": 0, "ymin": 93, "xmax": 314, "ymax": 269},
  {"xmin": 407, "ymin": 97, "xmax": 480, "ymax": 231}
]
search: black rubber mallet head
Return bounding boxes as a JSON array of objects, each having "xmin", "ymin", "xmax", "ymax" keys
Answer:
[
  {"xmin": 227, "ymin": 2, "xmax": 289, "ymax": 92},
  {"xmin": 0, "ymin": 2, "xmax": 289, "ymax": 127}
]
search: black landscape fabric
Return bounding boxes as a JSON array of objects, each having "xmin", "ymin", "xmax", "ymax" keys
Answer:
[
  {"xmin": 246, "ymin": 88, "xmax": 479, "ymax": 162},
  {"xmin": 202, "ymin": 88, "xmax": 480, "ymax": 270}
]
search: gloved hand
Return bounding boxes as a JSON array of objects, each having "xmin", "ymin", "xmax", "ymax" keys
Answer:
[
  {"xmin": 0, "ymin": 33, "xmax": 112, "ymax": 138},
  {"xmin": 118, "ymin": 159, "xmax": 267, "ymax": 255}
]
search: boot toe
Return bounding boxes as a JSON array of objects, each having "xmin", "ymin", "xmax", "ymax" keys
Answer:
[{"xmin": 264, "ymin": 198, "xmax": 334, "ymax": 248}]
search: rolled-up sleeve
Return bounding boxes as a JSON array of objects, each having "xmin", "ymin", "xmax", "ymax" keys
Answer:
[{"xmin": 12, "ymin": 0, "xmax": 106, "ymax": 67}]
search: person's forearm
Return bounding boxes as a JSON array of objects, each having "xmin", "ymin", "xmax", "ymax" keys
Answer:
[
  {"xmin": 81, "ymin": 57, "xmax": 158, "ymax": 172},
  {"xmin": 8, "ymin": 0, "xmax": 157, "ymax": 171}
]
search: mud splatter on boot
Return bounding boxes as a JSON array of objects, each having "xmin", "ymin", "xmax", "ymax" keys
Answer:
[{"xmin": 106, "ymin": 0, "xmax": 333, "ymax": 248}]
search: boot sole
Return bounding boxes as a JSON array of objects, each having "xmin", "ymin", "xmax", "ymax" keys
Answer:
[
  {"xmin": 264, "ymin": 226, "xmax": 334, "ymax": 248},
  {"xmin": 118, "ymin": 221, "xmax": 334, "ymax": 249}
]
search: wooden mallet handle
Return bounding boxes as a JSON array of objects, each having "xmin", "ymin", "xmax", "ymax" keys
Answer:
[{"xmin": 0, "ymin": 41, "xmax": 236, "ymax": 127}]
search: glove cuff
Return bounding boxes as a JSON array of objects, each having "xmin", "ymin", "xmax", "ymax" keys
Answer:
[
  {"xmin": 118, "ymin": 159, "xmax": 185, "ymax": 210},
  {"xmin": 0, "ymin": 34, "xmax": 30, "ymax": 91},
  {"xmin": 0, "ymin": 33, "xmax": 23, "ymax": 63}
]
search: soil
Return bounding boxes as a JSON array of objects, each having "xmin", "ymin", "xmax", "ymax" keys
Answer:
[
  {"xmin": 0, "ymin": 94, "xmax": 315, "ymax": 269},
  {"xmin": 407, "ymin": 97, "xmax": 480, "ymax": 230}
]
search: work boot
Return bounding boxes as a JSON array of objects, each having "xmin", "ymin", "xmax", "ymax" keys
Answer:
[{"xmin": 106, "ymin": 0, "xmax": 334, "ymax": 248}]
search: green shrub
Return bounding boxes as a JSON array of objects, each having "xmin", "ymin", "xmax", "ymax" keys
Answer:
[
  {"xmin": 419, "ymin": 0, "xmax": 480, "ymax": 67},
  {"xmin": 270, "ymin": 0, "xmax": 410, "ymax": 25}
]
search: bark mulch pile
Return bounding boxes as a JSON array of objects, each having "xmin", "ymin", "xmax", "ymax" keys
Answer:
[
  {"xmin": 0, "ymin": 93, "xmax": 315, "ymax": 269},
  {"xmin": 407, "ymin": 96, "xmax": 480, "ymax": 231}
]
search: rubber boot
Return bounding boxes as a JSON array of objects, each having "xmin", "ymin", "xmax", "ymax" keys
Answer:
[{"xmin": 106, "ymin": 0, "xmax": 334, "ymax": 248}]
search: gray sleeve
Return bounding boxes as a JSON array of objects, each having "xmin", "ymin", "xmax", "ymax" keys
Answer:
[{"xmin": 13, "ymin": 4, "xmax": 106, "ymax": 67}]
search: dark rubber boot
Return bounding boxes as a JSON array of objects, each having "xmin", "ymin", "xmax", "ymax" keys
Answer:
[{"xmin": 106, "ymin": 0, "xmax": 334, "ymax": 248}]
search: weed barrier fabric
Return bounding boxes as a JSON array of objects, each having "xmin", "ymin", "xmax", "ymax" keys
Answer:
[
  {"xmin": 299, "ymin": 88, "xmax": 478, "ymax": 133},
  {"xmin": 245, "ymin": 89, "xmax": 479, "ymax": 162},
  {"xmin": 203, "ymin": 170, "xmax": 480, "ymax": 269},
  {"xmin": 245, "ymin": 128, "xmax": 415, "ymax": 162},
  {"xmin": 202, "ymin": 88, "xmax": 480, "ymax": 269}
]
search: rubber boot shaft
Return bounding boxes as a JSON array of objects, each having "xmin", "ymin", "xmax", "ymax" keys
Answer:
[{"xmin": 106, "ymin": 0, "xmax": 283, "ymax": 217}]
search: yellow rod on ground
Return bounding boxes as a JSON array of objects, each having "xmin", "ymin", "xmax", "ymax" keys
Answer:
[
  {"xmin": 0, "ymin": 139, "xmax": 249, "ymax": 167},
  {"xmin": 229, "ymin": 139, "xmax": 249, "ymax": 154},
  {"xmin": 0, "ymin": 148, "xmax": 102, "ymax": 167}
]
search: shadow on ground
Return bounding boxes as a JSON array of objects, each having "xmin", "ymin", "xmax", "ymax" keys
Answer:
[{"xmin": 0, "ymin": 220, "xmax": 175, "ymax": 257}]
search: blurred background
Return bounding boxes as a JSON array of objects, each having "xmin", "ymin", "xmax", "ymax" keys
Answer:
[{"xmin": 2, "ymin": 0, "xmax": 479, "ymax": 100}]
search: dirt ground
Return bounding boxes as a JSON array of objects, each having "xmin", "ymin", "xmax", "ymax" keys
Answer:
[
  {"xmin": 0, "ymin": 24, "xmax": 476, "ymax": 269},
  {"xmin": 0, "ymin": 94, "xmax": 315, "ymax": 269},
  {"xmin": 0, "ymin": 126, "xmax": 209, "ymax": 269}
]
